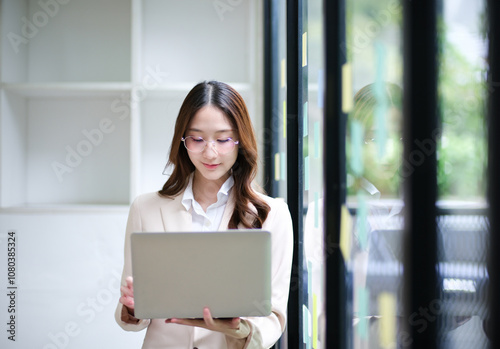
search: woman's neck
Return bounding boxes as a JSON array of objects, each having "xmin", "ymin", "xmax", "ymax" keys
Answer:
[{"xmin": 192, "ymin": 171, "xmax": 229, "ymax": 211}]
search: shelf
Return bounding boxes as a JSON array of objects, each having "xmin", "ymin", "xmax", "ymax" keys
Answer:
[
  {"xmin": 1, "ymin": 91, "xmax": 131, "ymax": 207},
  {"xmin": 142, "ymin": 82, "xmax": 253, "ymax": 93},
  {"xmin": 0, "ymin": 82, "xmax": 254, "ymax": 98},
  {"xmin": 0, "ymin": 0, "xmax": 262, "ymax": 209},
  {"xmin": 141, "ymin": 0, "xmax": 254, "ymax": 84},
  {"xmin": 0, "ymin": 204, "xmax": 130, "ymax": 214},
  {"xmin": 1, "ymin": 82, "xmax": 133, "ymax": 97},
  {"xmin": 0, "ymin": 0, "xmax": 132, "ymax": 83}
]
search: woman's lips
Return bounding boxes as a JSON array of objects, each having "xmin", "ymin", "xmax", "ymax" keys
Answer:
[{"xmin": 203, "ymin": 163, "xmax": 220, "ymax": 170}]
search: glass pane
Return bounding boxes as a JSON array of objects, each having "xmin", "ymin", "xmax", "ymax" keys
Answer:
[
  {"xmin": 271, "ymin": 0, "xmax": 288, "ymax": 200},
  {"xmin": 344, "ymin": 0, "xmax": 404, "ymax": 347},
  {"xmin": 302, "ymin": 0, "xmax": 326, "ymax": 347},
  {"xmin": 438, "ymin": 1, "xmax": 489, "ymax": 347},
  {"xmin": 267, "ymin": 1, "xmax": 288, "ymax": 344}
]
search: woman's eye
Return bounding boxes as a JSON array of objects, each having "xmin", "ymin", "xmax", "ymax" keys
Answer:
[
  {"xmin": 217, "ymin": 138, "xmax": 231, "ymax": 143},
  {"xmin": 192, "ymin": 138, "xmax": 204, "ymax": 143}
]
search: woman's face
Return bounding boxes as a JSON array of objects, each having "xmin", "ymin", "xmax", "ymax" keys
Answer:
[
  {"xmin": 362, "ymin": 107, "xmax": 403, "ymax": 194},
  {"xmin": 184, "ymin": 105, "xmax": 239, "ymax": 185}
]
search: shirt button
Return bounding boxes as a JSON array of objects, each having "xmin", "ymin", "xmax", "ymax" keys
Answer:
[{"xmin": 204, "ymin": 221, "xmax": 211, "ymax": 227}]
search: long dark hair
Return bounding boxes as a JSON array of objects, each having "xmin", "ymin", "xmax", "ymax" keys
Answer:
[{"xmin": 159, "ymin": 81, "xmax": 270, "ymax": 229}]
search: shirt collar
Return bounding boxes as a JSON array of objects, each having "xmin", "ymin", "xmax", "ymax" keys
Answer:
[{"xmin": 181, "ymin": 173, "xmax": 234, "ymax": 211}]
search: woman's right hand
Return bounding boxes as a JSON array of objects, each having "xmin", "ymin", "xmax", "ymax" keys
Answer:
[{"xmin": 120, "ymin": 276, "xmax": 138, "ymax": 322}]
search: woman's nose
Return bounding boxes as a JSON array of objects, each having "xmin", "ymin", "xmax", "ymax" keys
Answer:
[{"xmin": 202, "ymin": 141, "xmax": 218, "ymax": 158}]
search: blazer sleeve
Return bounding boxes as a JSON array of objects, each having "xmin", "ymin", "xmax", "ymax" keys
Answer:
[
  {"xmin": 115, "ymin": 196, "xmax": 152, "ymax": 331},
  {"xmin": 230, "ymin": 197, "xmax": 294, "ymax": 349}
]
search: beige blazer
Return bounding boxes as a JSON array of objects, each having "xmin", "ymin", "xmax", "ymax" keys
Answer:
[{"xmin": 115, "ymin": 189, "xmax": 294, "ymax": 349}]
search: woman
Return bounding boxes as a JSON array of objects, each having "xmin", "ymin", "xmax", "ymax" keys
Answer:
[
  {"xmin": 115, "ymin": 81, "xmax": 294, "ymax": 348},
  {"xmin": 347, "ymin": 82, "xmax": 403, "ymax": 198}
]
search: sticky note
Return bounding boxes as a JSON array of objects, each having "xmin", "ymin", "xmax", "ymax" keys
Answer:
[
  {"xmin": 281, "ymin": 59, "xmax": 286, "ymax": 88},
  {"xmin": 339, "ymin": 205, "xmax": 353, "ymax": 261},
  {"xmin": 350, "ymin": 120, "xmax": 364, "ymax": 177},
  {"xmin": 302, "ymin": 32, "xmax": 308, "ymax": 67},
  {"xmin": 303, "ymin": 102, "xmax": 309, "ymax": 137},
  {"xmin": 304, "ymin": 135, "xmax": 309, "ymax": 158},
  {"xmin": 356, "ymin": 287, "xmax": 370, "ymax": 340},
  {"xmin": 313, "ymin": 294, "xmax": 318, "ymax": 349},
  {"xmin": 342, "ymin": 63, "xmax": 353, "ymax": 113},
  {"xmin": 374, "ymin": 41, "xmax": 388, "ymax": 159},
  {"xmin": 314, "ymin": 122, "xmax": 320, "ymax": 159},
  {"xmin": 304, "ymin": 155, "xmax": 310, "ymax": 191},
  {"xmin": 275, "ymin": 153, "xmax": 280, "ymax": 181},
  {"xmin": 283, "ymin": 100, "xmax": 287, "ymax": 139},
  {"xmin": 281, "ymin": 151, "xmax": 286, "ymax": 181},
  {"xmin": 357, "ymin": 190, "xmax": 368, "ymax": 250},
  {"xmin": 378, "ymin": 292, "xmax": 397, "ymax": 348},
  {"xmin": 303, "ymin": 305, "xmax": 311, "ymax": 347}
]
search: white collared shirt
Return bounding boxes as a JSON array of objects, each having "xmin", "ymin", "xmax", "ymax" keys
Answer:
[{"xmin": 181, "ymin": 174, "xmax": 234, "ymax": 231}]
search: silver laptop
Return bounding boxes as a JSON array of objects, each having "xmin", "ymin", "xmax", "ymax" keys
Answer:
[{"xmin": 131, "ymin": 230, "xmax": 272, "ymax": 319}]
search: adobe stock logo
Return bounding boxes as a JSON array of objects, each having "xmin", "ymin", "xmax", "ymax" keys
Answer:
[
  {"xmin": 51, "ymin": 119, "xmax": 116, "ymax": 183},
  {"xmin": 399, "ymin": 129, "xmax": 441, "ymax": 179},
  {"xmin": 213, "ymin": 0, "xmax": 243, "ymax": 21},
  {"xmin": 42, "ymin": 269, "xmax": 122, "ymax": 349},
  {"xmin": 341, "ymin": 0, "xmax": 401, "ymax": 57},
  {"xmin": 50, "ymin": 65, "xmax": 169, "ymax": 183},
  {"xmin": 7, "ymin": 0, "xmax": 71, "ymax": 54},
  {"xmin": 398, "ymin": 299, "xmax": 443, "ymax": 347}
]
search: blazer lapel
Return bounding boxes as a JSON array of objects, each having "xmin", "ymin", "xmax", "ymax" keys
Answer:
[{"xmin": 159, "ymin": 194, "xmax": 193, "ymax": 232}]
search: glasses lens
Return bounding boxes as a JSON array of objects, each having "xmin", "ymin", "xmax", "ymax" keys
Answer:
[
  {"xmin": 184, "ymin": 137, "xmax": 205, "ymax": 152},
  {"xmin": 216, "ymin": 139, "xmax": 235, "ymax": 154}
]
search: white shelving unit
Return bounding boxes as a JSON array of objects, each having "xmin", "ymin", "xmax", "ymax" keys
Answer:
[{"xmin": 0, "ymin": 0, "xmax": 263, "ymax": 210}]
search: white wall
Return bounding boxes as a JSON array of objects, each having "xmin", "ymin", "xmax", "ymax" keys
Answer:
[
  {"xmin": 0, "ymin": 210, "xmax": 145, "ymax": 348},
  {"xmin": 0, "ymin": 1, "xmax": 263, "ymax": 347}
]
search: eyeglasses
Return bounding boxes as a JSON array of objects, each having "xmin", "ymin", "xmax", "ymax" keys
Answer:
[{"xmin": 181, "ymin": 136, "xmax": 239, "ymax": 155}]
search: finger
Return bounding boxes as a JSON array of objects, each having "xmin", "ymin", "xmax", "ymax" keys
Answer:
[
  {"xmin": 120, "ymin": 285, "xmax": 133, "ymax": 298},
  {"xmin": 202, "ymin": 308, "xmax": 240, "ymax": 330},
  {"xmin": 165, "ymin": 318, "xmax": 204, "ymax": 327},
  {"xmin": 203, "ymin": 307, "xmax": 216, "ymax": 328},
  {"xmin": 231, "ymin": 317, "xmax": 241, "ymax": 329},
  {"xmin": 120, "ymin": 296, "xmax": 134, "ymax": 308},
  {"xmin": 125, "ymin": 276, "xmax": 134, "ymax": 293},
  {"xmin": 119, "ymin": 295, "xmax": 135, "ymax": 309}
]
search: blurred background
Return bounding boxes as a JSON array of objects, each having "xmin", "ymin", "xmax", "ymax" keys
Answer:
[{"xmin": 0, "ymin": 0, "xmax": 493, "ymax": 348}]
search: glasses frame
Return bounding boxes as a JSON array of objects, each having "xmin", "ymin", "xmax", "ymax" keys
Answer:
[{"xmin": 181, "ymin": 136, "xmax": 239, "ymax": 155}]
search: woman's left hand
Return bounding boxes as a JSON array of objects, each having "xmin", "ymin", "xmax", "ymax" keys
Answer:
[{"xmin": 165, "ymin": 307, "xmax": 250, "ymax": 339}]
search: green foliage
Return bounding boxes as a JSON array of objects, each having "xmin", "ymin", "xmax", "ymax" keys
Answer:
[
  {"xmin": 345, "ymin": 2, "xmax": 487, "ymax": 201},
  {"xmin": 438, "ymin": 28, "xmax": 487, "ymax": 199}
]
